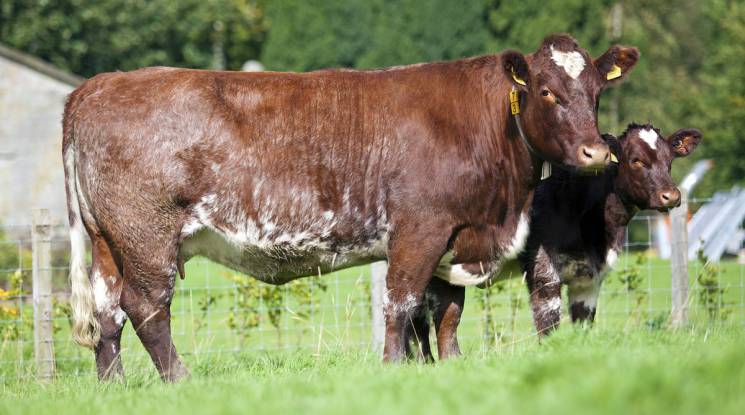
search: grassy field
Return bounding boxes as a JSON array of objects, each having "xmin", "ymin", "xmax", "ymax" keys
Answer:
[
  {"xmin": 2, "ymin": 328, "xmax": 744, "ymax": 415},
  {"xmin": 2, "ymin": 244, "xmax": 745, "ymax": 415},
  {"xmin": 2, "ymin": 252, "xmax": 744, "ymax": 380}
]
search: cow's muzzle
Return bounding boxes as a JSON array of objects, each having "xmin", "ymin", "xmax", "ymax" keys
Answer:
[{"xmin": 576, "ymin": 143, "xmax": 610, "ymax": 171}]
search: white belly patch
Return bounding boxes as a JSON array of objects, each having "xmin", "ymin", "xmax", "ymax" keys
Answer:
[{"xmin": 180, "ymin": 193, "xmax": 388, "ymax": 283}]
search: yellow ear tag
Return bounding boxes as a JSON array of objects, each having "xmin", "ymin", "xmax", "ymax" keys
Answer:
[
  {"xmin": 606, "ymin": 64, "xmax": 622, "ymax": 80},
  {"xmin": 610, "ymin": 152, "xmax": 619, "ymax": 163},
  {"xmin": 512, "ymin": 71, "xmax": 527, "ymax": 86},
  {"xmin": 509, "ymin": 88, "xmax": 520, "ymax": 115}
]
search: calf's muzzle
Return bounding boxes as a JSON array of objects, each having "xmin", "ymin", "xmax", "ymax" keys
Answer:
[{"xmin": 659, "ymin": 188, "xmax": 681, "ymax": 208}]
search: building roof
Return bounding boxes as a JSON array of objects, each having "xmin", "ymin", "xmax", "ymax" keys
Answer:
[
  {"xmin": 0, "ymin": 42, "xmax": 83, "ymax": 86},
  {"xmin": 688, "ymin": 187, "xmax": 745, "ymax": 261}
]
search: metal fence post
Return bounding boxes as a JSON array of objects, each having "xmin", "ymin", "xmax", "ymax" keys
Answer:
[
  {"xmin": 670, "ymin": 190, "xmax": 689, "ymax": 328},
  {"xmin": 32, "ymin": 208, "xmax": 55, "ymax": 380},
  {"xmin": 370, "ymin": 261, "xmax": 387, "ymax": 355}
]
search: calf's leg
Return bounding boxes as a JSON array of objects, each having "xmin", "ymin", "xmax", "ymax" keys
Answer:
[
  {"xmin": 405, "ymin": 308, "xmax": 434, "ymax": 362},
  {"xmin": 567, "ymin": 279, "xmax": 602, "ymax": 324},
  {"xmin": 525, "ymin": 247, "xmax": 562, "ymax": 336},
  {"xmin": 428, "ymin": 278, "xmax": 465, "ymax": 360}
]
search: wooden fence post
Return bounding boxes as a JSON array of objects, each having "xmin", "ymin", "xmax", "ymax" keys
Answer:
[
  {"xmin": 670, "ymin": 190, "xmax": 689, "ymax": 328},
  {"xmin": 370, "ymin": 261, "xmax": 387, "ymax": 356},
  {"xmin": 32, "ymin": 209, "xmax": 55, "ymax": 380}
]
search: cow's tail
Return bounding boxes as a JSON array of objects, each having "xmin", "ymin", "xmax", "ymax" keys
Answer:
[{"xmin": 63, "ymin": 96, "xmax": 101, "ymax": 349}]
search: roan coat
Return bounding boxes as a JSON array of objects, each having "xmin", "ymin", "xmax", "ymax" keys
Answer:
[{"xmin": 63, "ymin": 33, "xmax": 638, "ymax": 381}]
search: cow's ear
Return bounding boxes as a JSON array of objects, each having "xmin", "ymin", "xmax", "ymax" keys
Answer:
[
  {"xmin": 666, "ymin": 128, "xmax": 702, "ymax": 157},
  {"xmin": 502, "ymin": 50, "xmax": 530, "ymax": 91},
  {"xmin": 594, "ymin": 45, "xmax": 640, "ymax": 85},
  {"xmin": 602, "ymin": 133, "xmax": 621, "ymax": 163}
]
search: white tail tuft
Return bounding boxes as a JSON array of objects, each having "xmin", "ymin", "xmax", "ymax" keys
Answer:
[{"xmin": 64, "ymin": 147, "xmax": 101, "ymax": 349}]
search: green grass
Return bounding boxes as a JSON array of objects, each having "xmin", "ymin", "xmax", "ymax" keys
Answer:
[
  {"xmin": 2, "ymin": 253, "xmax": 744, "ymax": 381},
  {"xmin": 2, "ymin": 328, "xmax": 744, "ymax": 415}
]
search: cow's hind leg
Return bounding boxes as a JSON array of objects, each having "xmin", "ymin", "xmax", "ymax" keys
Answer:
[
  {"xmin": 525, "ymin": 247, "xmax": 562, "ymax": 336},
  {"xmin": 383, "ymin": 221, "xmax": 450, "ymax": 362},
  {"xmin": 90, "ymin": 236, "xmax": 127, "ymax": 381},
  {"xmin": 567, "ymin": 279, "xmax": 602, "ymax": 324},
  {"xmin": 119, "ymin": 242, "xmax": 188, "ymax": 382}
]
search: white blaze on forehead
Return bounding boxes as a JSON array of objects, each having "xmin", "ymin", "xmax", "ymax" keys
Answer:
[
  {"xmin": 638, "ymin": 128, "xmax": 659, "ymax": 150},
  {"xmin": 549, "ymin": 45, "xmax": 586, "ymax": 79}
]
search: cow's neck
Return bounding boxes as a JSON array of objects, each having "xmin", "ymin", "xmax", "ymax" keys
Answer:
[{"xmin": 505, "ymin": 109, "xmax": 545, "ymax": 188}]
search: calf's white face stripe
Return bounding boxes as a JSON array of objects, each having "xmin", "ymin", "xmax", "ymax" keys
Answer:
[
  {"xmin": 549, "ymin": 45, "xmax": 586, "ymax": 79},
  {"xmin": 639, "ymin": 129, "xmax": 659, "ymax": 150}
]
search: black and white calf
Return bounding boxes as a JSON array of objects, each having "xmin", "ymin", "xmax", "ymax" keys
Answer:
[
  {"xmin": 407, "ymin": 123, "xmax": 702, "ymax": 359},
  {"xmin": 523, "ymin": 124, "xmax": 701, "ymax": 334}
]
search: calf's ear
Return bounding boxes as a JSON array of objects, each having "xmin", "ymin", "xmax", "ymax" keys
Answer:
[
  {"xmin": 666, "ymin": 128, "xmax": 702, "ymax": 157},
  {"xmin": 594, "ymin": 45, "xmax": 640, "ymax": 85},
  {"xmin": 502, "ymin": 50, "xmax": 530, "ymax": 91}
]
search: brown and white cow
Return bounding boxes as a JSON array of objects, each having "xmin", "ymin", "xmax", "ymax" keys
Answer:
[
  {"xmin": 63, "ymin": 33, "xmax": 637, "ymax": 381},
  {"xmin": 408, "ymin": 123, "xmax": 701, "ymax": 360}
]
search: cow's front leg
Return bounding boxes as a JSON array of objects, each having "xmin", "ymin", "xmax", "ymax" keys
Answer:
[
  {"xmin": 525, "ymin": 247, "xmax": 562, "ymax": 336},
  {"xmin": 383, "ymin": 222, "xmax": 450, "ymax": 363},
  {"xmin": 567, "ymin": 279, "xmax": 602, "ymax": 324}
]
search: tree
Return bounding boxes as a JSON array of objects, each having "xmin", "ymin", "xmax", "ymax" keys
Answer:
[
  {"xmin": 260, "ymin": 0, "xmax": 490, "ymax": 71},
  {"xmin": 0, "ymin": 0, "xmax": 266, "ymax": 77},
  {"xmin": 261, "ymin": 0, "xmax": 373, "ymax": 71},
  {"xmin": 689, "ymin": 0, "xmax": 745, "ymax": 195},
  {"xmin": 355, "ymin": 0, "xmax": 490, "ymax": 68}
]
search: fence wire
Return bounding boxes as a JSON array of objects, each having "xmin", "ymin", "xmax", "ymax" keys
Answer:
[{"xmin": 1, "ymin": 204, "xmax": 743, "ymax": 381}]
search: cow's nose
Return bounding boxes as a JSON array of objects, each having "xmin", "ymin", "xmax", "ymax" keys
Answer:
[
  {"xmin": 659, "ymin": 188, "xmax": 681, "ymax": 207},
  {"xmin": 577, "ymin": 143, "xmax": 610, "ymax": 169}
]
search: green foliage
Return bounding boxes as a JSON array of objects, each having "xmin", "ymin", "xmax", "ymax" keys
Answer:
[
  {"xmin": 695, "ymin": 246, "xmax": 730, "ymax": 322},
  {"xmin": 226, "ymin": 272, "xmax": 327, "ymax": 346},
  {"xmin": 0, "ymin": 270, "xmax": 29, "ymax": 342},
  {"xmin": 262, "ymin": 0, "xmax": 489, "ymax": 71},
  {"xmin": 485, "ymin": 0, "xmax": 613, "ymax": 54},
  {"xmin": 607, "ymin": 252, "xmax": 648, "ymax": 325},
  {"xmin": 355, "ymin": 0, "xmax": 490, "ymax": 68},
  {"xmin": 0, "ymin": 0, "xmax": 266, "ymax": 77},
  {"xmin": 261, "ymin": 0, "xmax": 373, "ymax": 71},
  {"xmin": 473, "ymin": 274, "xmax": 524, "ymax": 347},
  {"xmin": 689, "ymin": 1, "xmax": 745, "ymax": 195}
]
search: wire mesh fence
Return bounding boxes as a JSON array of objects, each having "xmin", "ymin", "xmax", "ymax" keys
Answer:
[{"xmin": 1, "ymin": 201, "xmax": 743, "ymax": 382}]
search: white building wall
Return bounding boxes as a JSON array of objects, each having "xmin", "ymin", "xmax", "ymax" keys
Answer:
[{"xmin": 0, "ymin": 55, "xmax": 75, "ymax": 225}]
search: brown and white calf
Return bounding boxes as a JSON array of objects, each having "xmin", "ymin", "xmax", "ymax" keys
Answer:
[
  {"xmin": 63, "ymin": 33, "xmax": 637, "ymax": 381},
  {"xmin": 409, "ymin": 124, "xmax": 701, "ymax": 360}
]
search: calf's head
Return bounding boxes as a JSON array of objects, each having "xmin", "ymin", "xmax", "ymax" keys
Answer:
[
  {"xmin": 502, "ymin": 34, "xmax": 639, "ymax": 172},
  {"xmin": 607, "ymin": 123, "xmax": 703, "ymax": 211}
]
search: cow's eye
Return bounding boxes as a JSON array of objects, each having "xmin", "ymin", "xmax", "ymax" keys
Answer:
[{"xmin": 541, "ymin": 89, "xmax": 557, "ymax": 104}]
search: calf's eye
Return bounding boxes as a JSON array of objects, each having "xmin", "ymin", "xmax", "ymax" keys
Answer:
[{"xmin": 631, "ymin": 158, "xmax": 646, "ymax": 168}]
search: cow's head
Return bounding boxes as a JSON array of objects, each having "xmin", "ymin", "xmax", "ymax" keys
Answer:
[
  {"xmin": 502, "ymin": 33, "xmax": 639, "ymax": 172},
  {"xmin": 606, "ymin": 124, "xmax": 702, "ymax": 211}
]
